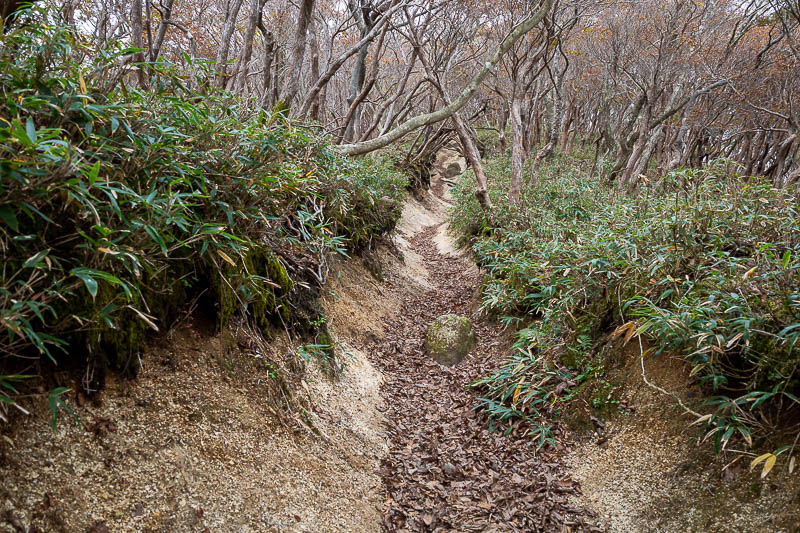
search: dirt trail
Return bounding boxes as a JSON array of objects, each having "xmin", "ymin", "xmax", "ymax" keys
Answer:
[{"xmin": 357, "ymin": 150, "xmax": 597, "ymax": 532}]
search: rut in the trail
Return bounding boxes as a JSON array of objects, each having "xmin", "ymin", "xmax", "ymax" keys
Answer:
[{"xmin": 365, "ymin": 216, "xmax": 600, "ymax": 532}]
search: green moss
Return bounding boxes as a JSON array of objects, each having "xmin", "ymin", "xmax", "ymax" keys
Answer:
[
  {"xmin": 425, "ymin": 314, "xmax": 477, "ymax": 366},
  {"xmin": 315, "ymin": 326, "xmax": 336, "ymax": 368}
]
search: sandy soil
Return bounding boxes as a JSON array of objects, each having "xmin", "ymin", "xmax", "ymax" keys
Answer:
[
  {"xmin": 565, "ymin": 343, "xmax": 800, "ymax": 533},
  {"xmin": 0, "ymin": 319, "xmax": 388, "ymax": 533}
]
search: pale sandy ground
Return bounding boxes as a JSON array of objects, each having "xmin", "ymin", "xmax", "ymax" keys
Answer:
[{"xmin": 565, "ymin": 343, "xmax": 800, "ymax": 533}]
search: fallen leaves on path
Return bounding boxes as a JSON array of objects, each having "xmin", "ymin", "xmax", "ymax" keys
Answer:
[{"xmin": 366, "ymin": 222, "xmax": 602, "ymax": 532}]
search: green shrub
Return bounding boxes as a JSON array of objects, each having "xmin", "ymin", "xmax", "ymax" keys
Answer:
[
  {"xmin": 455, "ymin": 154, "xmax": 800, "ymax": 451},
  {"xmin": 0, "ymin": 11, "xmax": 404, "ymax": 417}
]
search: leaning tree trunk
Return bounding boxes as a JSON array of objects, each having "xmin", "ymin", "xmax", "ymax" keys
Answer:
[
  {"xmin": 453, "ymin": 113, "xmax": 493, "ymax": 210},
  {"xmin": 149, "ymin": 0, "xmax": 177, "ymax": 62}
]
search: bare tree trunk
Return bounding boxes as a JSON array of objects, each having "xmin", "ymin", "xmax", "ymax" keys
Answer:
[
  {"xmin": 258, "ymin": 18, "xmax": 274, "ymax": 108},
  {"xmin": 497, "ymin": 101, "xmax": 509, "ymax": 153},
  {"xmin": 626, "ymin": 124, "xmax": 664, "ymax": 190},
  {"xmin": 237, "ymin": 0, "xmax": 266, "ymax": 95},
  {"xmin": 342, "ymin": 41, "xmax": 369, "ymax": 141},
  {"xmin": 620, "ymin": 108, "xmax": 653, "ymax": 188},
  {"xmin": 131, "ymin": 0, "xmax": 147, "ymax": 88},
  {"xmin": 272, "ymin": 46, "xmax": 281, "ymax": 106},
  {"xmin": 309, "ymin": 17, "xmax": 322, "ymax": 120},
  {"xmin": 453, "ymin": 114, "xmax": 493, "ymax": 210},
  {"xmin": 296, "ymin": 0, "xmax": 404, "ymax": 118},
  {"xmin": 215, "ymin": 0, "xmax": 244, "ymax": 88},
  {"xmin": 532, "ymin": 58, "xmax": 565, "ymax": 173},
  {"xmin": 282, "ymin": 0, "xmax": 316, "ymax": 106},
  {"xmin": 150, "ymin": 0, "xmax": 177, "ymax": 62},
  {"xmin": 339, "ymin": 21, "xmax": 388, "ymax": 143},
  {"xmin": 509, "ymin": 94, "xmax": 524, "ymax": 203},
  {"xmin": 560, "ymin": 98, "xmax": 575, "ymax": 153}
]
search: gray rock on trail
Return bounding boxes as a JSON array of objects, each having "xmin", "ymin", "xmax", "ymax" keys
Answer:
[
  {"xmin": 445, "ymin": 162, "xmax": 463, "ymax": 178},
  {"xmin": 425, "ymin": 314, "xmax": 477, "ymax": 366}
]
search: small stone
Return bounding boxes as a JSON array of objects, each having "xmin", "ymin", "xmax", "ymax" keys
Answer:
[
  {"xmin": 425, "ymin": 314, "xmax": 477, "ymax": 366},
  {"xmin": 445, "ymin": 162, "xmax": 463, "ymax": 178}
]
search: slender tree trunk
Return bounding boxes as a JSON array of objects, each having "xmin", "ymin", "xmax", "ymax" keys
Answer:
[
  {"xmin": 343, "ymin": 0, "xmax": 374, "ymax": 142},
  {"xmin": 296, "ymin": 0, "xmax": 404, "ymax": 118},
  {"xmin": 282, "ymin": 0, "xmax": 316, "ymax": 106},
  {"xmin": 339, "ymin": 22, "xmax": 388, "ymax": 143},
  {"xmin": 237, "ymin": 0, "xmax": 266, "ymax": 94},
  {"xmin": 532, "ymin": 60, "xmax": 566, "ymax": 173},
  {"xmin": 309, "ymin": 17, "xmax": 322, "ymax": 120},
  {"xmin": 150, "ymin": 0, "xmax": 177, "ymax": 62},
  {"xmin": 560, "ymin": 98, "xmax": 575, "ymax": 153},
  {"xmin": 453, "ymin": 114, "xmax": 493, "ymax": 210},
  {"xmin": 509, "ymin": 94, "xmax": 525, "ymax": 203},
  {"xmin": 215, "ymin": 0, "xmax": 245, "ymax": 88},
  {"xmin": 258, "ymin": 19, "xmax": 274, "ymax": 108},
  {"xmin": 497, "ymin": 101, "xmax": 509, "ymax": 153},
  {"xmin": 131, "ymin": 0, "xmax": 147, "ymax": 88},
  {"xmin": 272, "ymin": 46, "xmax": 281, "ymax": 106}
]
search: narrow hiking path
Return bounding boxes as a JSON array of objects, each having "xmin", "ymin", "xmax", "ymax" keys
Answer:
[{"xmin": 362, "ymin": 152, "xmax": 599, "ymax": 532}]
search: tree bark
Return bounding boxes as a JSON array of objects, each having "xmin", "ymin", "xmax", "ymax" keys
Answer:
[
  {"xmin": 453, "ymin": 113, "xmax": 493, "ymax": 210},
  {"xmin": 308, "ymin": 17, "xmax": 322, "ymax": 120},
  {"xmin": 257, "ymin": 17, "xmax": 275, "ymax": 108},
  {"xmin": 215, "ymin": 0, "xmax": 245, "ymax": 88},
  {"xmin": 509, "ymin": 94, "xmax": 524, "ymax": 203},
  {"xmin": 282, "ymin": 0, "xmax": 316, "ymax": 106},
  {"xmin": 236, "ymin": 0, "xmax": 266, "ymax": 95},
  {"xmin": 150, "ymin": 0, "xmax": 177, "ymax": 62},
  {"xmin": 131, "ymin": 0, "xmax": 147, "ymax": 88},
  {"xmin": 339, "ymin": 20, "xmax": 389, "ymax": 143},
  {"xmin": 296, "ymin": 0, "xmax": 404, "ymax": 118}
]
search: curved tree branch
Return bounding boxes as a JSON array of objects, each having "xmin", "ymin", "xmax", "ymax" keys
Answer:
[{"xmin": 338, "ymin": 0, "xmax": 555, "ymax": 156}]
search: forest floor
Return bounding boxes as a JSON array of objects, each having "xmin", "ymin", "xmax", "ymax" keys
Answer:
[{"xmin": 2, "ymin": 151, "xmax": 798, "ymax": 533}]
